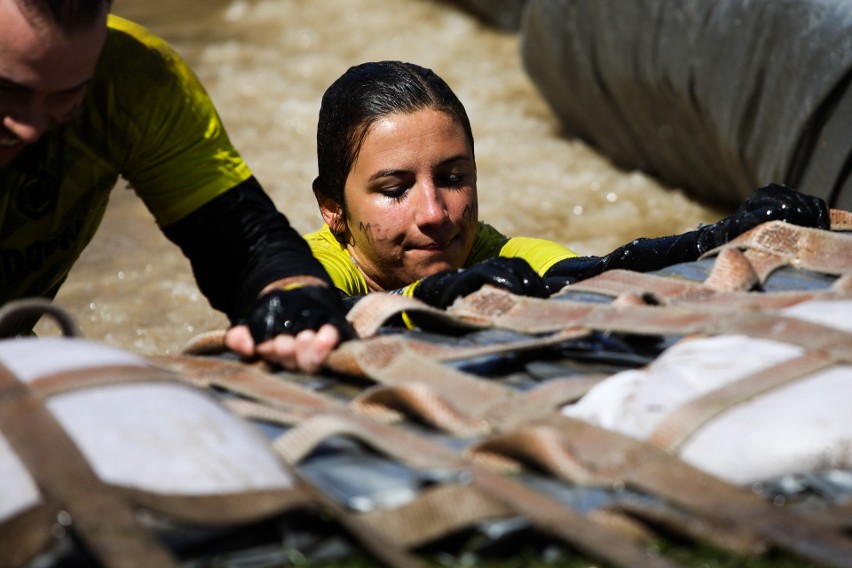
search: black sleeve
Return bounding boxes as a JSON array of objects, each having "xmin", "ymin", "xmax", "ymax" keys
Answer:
[{"xmin": 161, "ymin": 177, "xmax": 332, "ymax": 323}]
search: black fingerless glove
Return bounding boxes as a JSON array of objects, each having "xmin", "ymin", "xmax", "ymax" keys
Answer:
[
  {"xmin": 240, "ymin": 286, "xmax": 356, "ymax": 344},
  {"xmin": 543, "ymin": 183, "xmax": 829, "ymax": 294},
  {"xmin": 412, "ymin": 256, "xmax": 548, "ymax": 309},
  {"xmin": 694, "ymin": 183, "xmax": 830, "ymax": 254}
]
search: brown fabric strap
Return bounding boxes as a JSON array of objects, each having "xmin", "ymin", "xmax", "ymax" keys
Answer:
[
  {"xmin": 0, "ymin": 362, "xmax": 178, "ymax": 568},
  {"xmin": 28, "ymin": 364, "xmax": 179, "ymax": 398},
  {"xmin": 702, "ymin": 246, "xmax": 761, "ymax": 291},
  {"xmin": 647, "ymin": 351, "xmax": 838, "ymax": 452},
  {"xmin": 534, "ymin": 414, "xmax": 852, "ymax": 567},
  {"xmin": 118, "ymin": 487, "xmax": 315, "ymax": 527},
  {"xmin": 830, "ymin": 208, "xmax": 852, "ymax": 230},
  {"xmin": 353, "ymin": 483, "xmax": 513, "ymax": 548},
  {"xmin": 720, "ymin": 220, "xmax": 852, "ymax": 278},
  {"xmin": 211, "ymin": 378, "xmax": 680, "ymax": 568},
  {"xmin": 345, "ymin": 293, "xmax": 486, "ymax": 338},
  {"xmin": 449, "ymin": 287, "xmax": 852, "ymax": 360},
  {"xmin": 154, "ymin": 352, "xmax": 852, "ymax": 567},
  {"xmin": 268, "ymin": 412, "xmax": 681, "ymax": 568},
  {"xmin": 559, "ymin": 266, "xmax": 847, "ymax": 310},
  {"xmin": 149, "ymin": 354, "xmax": 333, "ymax": 420},
  {"xmin": 0, "ymin": 503, "xmax": 57, "ymax": 568}
]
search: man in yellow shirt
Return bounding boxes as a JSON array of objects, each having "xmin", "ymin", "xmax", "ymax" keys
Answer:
[{"xmin": 0, "ymin": 0, "xmax": 351, "ymax": 371}]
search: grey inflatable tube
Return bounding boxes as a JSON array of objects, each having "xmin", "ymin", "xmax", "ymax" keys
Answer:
[{"xmin": 520, "ymin": 0, "xmax": 852, "ymax": 209}]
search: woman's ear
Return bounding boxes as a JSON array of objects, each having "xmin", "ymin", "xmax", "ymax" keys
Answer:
[{"xmin": 314, "ymin": 185, "xmax": 346, "ymax": 237}]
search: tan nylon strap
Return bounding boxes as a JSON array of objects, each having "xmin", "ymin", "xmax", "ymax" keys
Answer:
[
  {"xmin": 720, "ymin": 221, "xmax": 852, "ymax": 276},
  {"xmin": 482, "ymin": 376, "xmax": 606, "ymax": 431},
  {"xmin": 345, "ymin": 293, "xmax": 486, "ymax": 338},
  {"xmin": 561, "ymin": 269, "xmax": 707, "ymax": 300},
  {"xmin": 143, "ymin": 358, "xmax": 428, "ymax": 568},
  {"xmin": 535, "ymin": 414, "xmax": 852, "ymax": 566},
  {"xmin": 214, "ymin": 380, "xmax": 680, "ymax": 568},
  {"xmin": 157, "ymin": 352, "xmax": 852, "ymax": 567},
  {"xmin": 0, "ymin": 503, "xmax": 57, "ymax": 568},
  {"xmin": 0, "ymin": 362, "xmax": 178, "ymax": 568},
  {"xmin": 830, "ymin": 208, "xmax": 852, "ymax": 230},
  {"xmin": 353, "ymin": 383, "xmax": 491, "ymax": 436},
  {"xmin": 353, "ymin": 483, "xmax": 513, "ymax": 548},
  {"xmin": 327, "ymin": 322, "xmax": 587, "ymax": 377},
  {"xmin": 702, "ymin": 247, "xmax": 761, "ymax": 292},
  {"xmin": 149, "ymin": 354, "xmax": 333, "ymax": 420},
  {"xmin": 118, "ymin": 487, "xmax": 315, "ymax": 527},
  {"xmin": 28, "ymin": 364, "xmax": 179, "ymax": 398},
  {"xmin": 269, "ymin": 414, "xmax": 681, "ymax": 568},
  {"xmin": 612, "ymin": 496, "xmax": 767, "ymax": 555},
  {"xmin": 161, "ymin": 352, "xmax": 852, "ymax": 568},
  {"xmin": 647, "ymin": 351, "xmax": 838, "ymax": 452},
  {"xmin": 450, "ymin": 288, "xmax": 852, "ymax": 359}
]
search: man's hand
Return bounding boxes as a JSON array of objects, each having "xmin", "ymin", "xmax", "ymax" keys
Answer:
[{"xmin": 225, "ymin": 284, "xmax": 355, "ymax": 373}]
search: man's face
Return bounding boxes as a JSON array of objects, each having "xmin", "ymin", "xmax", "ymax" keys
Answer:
[{"xmin": 0, "ymin": 0, "xmax": 107, "ymax": 168}]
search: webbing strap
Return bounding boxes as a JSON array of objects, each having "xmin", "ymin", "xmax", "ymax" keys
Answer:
[
  {"xmin": 718, "ymin": 220, "xmax": 852, "ymax": 277},
  {"xmin": 346, "ymin": 293, "xmax": 486, "ymax": 338},
  {"xmin": 612, "ymin": 496, "xmax": 767, "ymax": 555},
  {"xmin": 148, "ymin": 357, "xmax": 426, "ymax": 568},
  {"xmin": 28, "ymin": 364, "xmax": 178, "ymax": 398},
  {"xmin": 450, "ymin": 288, "xmax": 852, "ymax": 359},
  {"xmin": 164, "ymin": 354, "xmax": 682, "ymax": 568},
  {"xmin": 647, "ymin": 351, "xmax": 839, "ymax": 452},
  {"xmin": 332, "ymin": 339, "xmax": 852, "ymax": 566},
  {"xmin": 702, "ymin": 246, "xmax": 760, "ymax": 291},
  {"xmin": 534, "ymin": 413, "xmax": 852, "ymax": 567},
  {"xmin": 353, "ymin": 484, "xmax": 513, "ymax": 548},
  {"xmin": 558, "ymin": 267, "xmax": 846, "ymax": 310},
  {"xmin": 117, "ymin": 487, "xmax": 314, "ymax": 527},
  {"xmin": 0, "ymin": 362, "xmax": 178, "ymax": 568},
  {"xmin": 830, "ymin": 208, "xmax": 852, "ymax": 230},
  {"xmin": 269, "ymin": 412, "xmax": 681, "ymax": 568},
  {"xmin": 0, "ymin": 503, "xmax": 57, "ymax": 568}
]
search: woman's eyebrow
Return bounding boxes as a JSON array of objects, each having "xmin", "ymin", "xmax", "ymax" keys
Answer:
[{"xmin": 367, "ymin": 155, "xmax": 472, "ymax": 182}]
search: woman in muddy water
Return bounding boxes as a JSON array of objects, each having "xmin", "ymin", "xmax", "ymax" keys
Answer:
[{"xmin": 295, "ymin": 60, "xmax": 830, "ymax": 312}]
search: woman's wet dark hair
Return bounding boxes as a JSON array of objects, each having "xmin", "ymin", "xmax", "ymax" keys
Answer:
[{"xmin": 313, "ymin": 61, "xmax": 475, "ymax": 224}]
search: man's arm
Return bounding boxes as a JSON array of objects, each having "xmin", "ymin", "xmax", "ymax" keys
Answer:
[
  {"xmin": 162, "ymin": 177, "xmax": 354, "ymax": 371},
  {"xmin": 161, "ymin": 176, "xmax": 331, "ymax": 322}
]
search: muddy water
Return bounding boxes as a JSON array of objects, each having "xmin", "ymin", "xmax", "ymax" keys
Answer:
[{"xmin": 36, "ymin": 0, "xmax": 724, "ymax": 353}]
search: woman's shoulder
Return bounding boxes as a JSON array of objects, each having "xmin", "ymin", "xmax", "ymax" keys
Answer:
[{"xmin": 304, "ymin": 225, "xmax": 370, "ymax": 295}]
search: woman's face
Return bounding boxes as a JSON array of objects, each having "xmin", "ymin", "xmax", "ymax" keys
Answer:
[{"xmin": 328, "ymin": 109, "xmax": 478, "ymax": 292}]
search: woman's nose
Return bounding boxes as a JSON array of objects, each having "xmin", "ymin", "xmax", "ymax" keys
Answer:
[{"xmin": 414, "ymin": 182, "xmax": 449, "ymax": 227}]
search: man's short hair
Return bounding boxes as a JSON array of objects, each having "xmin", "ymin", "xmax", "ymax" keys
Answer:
[{"xmin": 16, "ymin": 0, "xmax": 112, "ymax": 31}]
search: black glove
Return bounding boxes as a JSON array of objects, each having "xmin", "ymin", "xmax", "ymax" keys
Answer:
[
  {"xmin": 412, "ymin": 256, "xmax": 548, "ymax": 309},
  {"xmin": 543, "ymin": 184, "xmax": 829, "ymax": 294},
  {"xmin": 240, "ymin": 285, "xmax": 356, "ymax": 344},
  {"xmin": 695, "ymin": 183, "xmax": 830, "ymax": 253}
]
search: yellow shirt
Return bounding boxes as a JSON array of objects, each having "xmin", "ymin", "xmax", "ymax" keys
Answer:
[
  {"xmin": 303, "ymin": 222, "xmax": 577, "ymax": 296},
  {"xmin": 0, "ymin": 16, "xmax": 251, "ymax": 306}
]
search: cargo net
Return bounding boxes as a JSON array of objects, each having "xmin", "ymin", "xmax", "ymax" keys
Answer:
[{"xmin": 3, "ymin": 215, "xmax": 852, "ymax": 568}]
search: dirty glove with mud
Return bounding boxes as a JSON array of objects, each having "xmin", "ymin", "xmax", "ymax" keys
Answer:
[
  {"xmin": 241, "ymin": 285, "xmax": 356, "ymax": 344},
  {"xmin": 543, "ymin": 184, "xmax": 829, "ymax": 294},
  {"xmin": 413, "ymin": 256, "xmax": 549, "ymax": 309}
]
